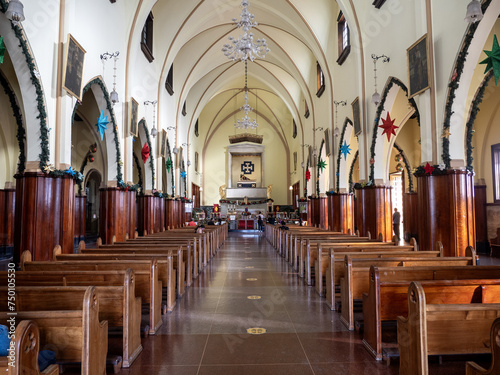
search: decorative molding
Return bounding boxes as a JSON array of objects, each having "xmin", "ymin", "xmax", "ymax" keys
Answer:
[{"xmin": 229, "ymin": 133, "xmax": 263, "ymax": 144}]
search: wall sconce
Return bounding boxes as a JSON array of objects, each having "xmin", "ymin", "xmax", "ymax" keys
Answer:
[
  {"xmin": 465, "ymin": 0, "xmax": 483, "ymax": 23},
  {"xmin": 144, "ymin": 100, "xmax": 158, "ymax": 137},
  {"xmin": 371, "ymin": 54, "xmax": 390, "ymax": 105},
  {"xmin": 315, "ymin": 127, "xmax": 324, "ymax": 132},
  {"xmin": 333, "ymin": 100, "xmax": 347, "ymax": 137},
  {"xmin": 100, "ymin": 51, "xmax": 120, "ymax": 105},
  {"xmin": 187, "ymin": 160, "xmax": 191, "ymax": 167},
  {"xmin": 6, "ymin": 0, "xmax": 25, "ymax": 22},
  {"xmin": 289, "ymin": 185, "xmax": 293, "ymax": 191}
]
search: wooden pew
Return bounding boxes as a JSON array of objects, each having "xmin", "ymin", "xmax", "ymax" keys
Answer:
[
  {"xmin": 0, "ymin": 286, "xmax": 108, "ymax": 375},
  {"xmin": 303, "ymin": 236, "xmax": 394, "ymax": 286},
  {"xmin": 21, "ymin": 251, "xmax": 162, "ymax": 335},
  {"xmin": 315, "ymin": 239, "xmax": 419, "ymax": 296},
  {"xmin": 339, "ymin": 248, "xmax": 477, "ymax": 332},
  {"xmin": 362, "ymin": 264, "xmax": 500, "ymax": 361},
  {"xmin": 75, "ymin": 246, "xmax": 181, "ymax": 301},
  {"xmin": 95, "ymin": 240, "xmax": 192, "ymax": 288},
  {"xmin": 0, "ymin": 320, "xmax": 59, "ymax": 374},
  {"xmin": 397, "ymin": 281, "xmax": 500, "ymax": 375},
  {"xmin": 490, "ymin": 227, "xmax": 500, "ymax": 257},
  {"xmin": 466, "ymin": 317, "xmax": 500, "ymax": 375},
  {"xmin": 0, "ymin": 268, "xmax": 143, "ymax": 367}
]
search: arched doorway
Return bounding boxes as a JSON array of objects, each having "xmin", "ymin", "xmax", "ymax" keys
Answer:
[{"xmin": 85, "ymin": 169, "xmax": 101, "ymax": 237}]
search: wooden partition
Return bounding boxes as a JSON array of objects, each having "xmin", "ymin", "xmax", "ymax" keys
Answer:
[
  {"xmin": 354, "ymin": 186, "xmax": 392, "ymax": 241},
  {"xmin": 416, "ymin": 170, "xmax": 475, "ymax": 256},
  {"xmin": 74, "ymin": 195, "xmax": 86, "ymax": 245},
  {"xmin": 165, "ymin": 199, "xmax": 175, "ymax": 229},
  {"xmin": 319, "ymin": 196, "xmax": 328, "ymax": 230},
  {"xmin": 126, "ymin": 190, "xmax": 136, "ymax": 239},
  {"xmin": 99, "ymin": 187, "xmax": 129, "ymax": 244},
  {"xmin": 327, "ymin": 193, "xmax": 354, "ymax": 234},
  {"xmin": 14, "ymin": 172, "xmax": 75, "ymax": 261},
  {"xmin": 0, "ymin": 188, "xmax": 15, "ymax": 252},
  {"xmin": 180, "ymin": 200, "xmax": 186, "ymax": 226},
  {"xmin": 137, "ymin": 195, "xmax": 155, "ymax": 236},
  {"xmin": 402, "ymin": 192, "xmax": 418, "ymax": 243},
  {"xmin": 474, "ymin": 184, "xmax": 489, "ymax": 254},
  {"xmin": 154, "ymin": 197, "xmax": 165, "ymax": 232},
  {"xmin": 307, "ymin": 198, "xmax": 321, "ymax": 227}
]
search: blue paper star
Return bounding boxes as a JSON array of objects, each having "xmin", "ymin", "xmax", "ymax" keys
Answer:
[
  {"xmin": 340, "ymin": 140, "xmax": 352, "ymax": 160},
  {"xmin": 180, "ymin": 170, "xmax": 187, "ymax": 179},
  {"xmin": 95, "ymin": 110, "xmax": 109, "ymax": 141},
  {"xmin": 65, "ymin": 166, "xmax": 76, "ymax": 176}
]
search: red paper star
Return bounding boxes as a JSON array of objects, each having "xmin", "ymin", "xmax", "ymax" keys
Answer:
[
  {"xmin": 379, "ymin": 113, "xmax": 399, "ymax": 142},
  {"xmin": 424, "ymin": 162, "xmax": 434, "ymax": 175},
  {"xmin": 305, "ymin": 168, "xmax": 311, "ymax": 181},
  {"xmin": 142, "ymin": 142, "xmax": 150, "ymax": 163}
]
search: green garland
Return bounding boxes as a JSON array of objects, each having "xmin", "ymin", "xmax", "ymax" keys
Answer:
[
  {"xmin": 316, "ymin": 139, "xmax": 325, "ymax": 196},
  {"xmin": 466, "ymin": 70, "xmax": 493, "ymax": 171},
  {"xmin": 348, "ymin": 150, "xmax": 359, "ymax": 193},
  {"xmin": 0, "ymin": 71, "xmax": 25, "ymax": 174},
  {"xmin": 442, "ymin": 0, "xmax": 492, "ymax": 168},
  {"xmin": 393, "ymin": 143, "xmax": 414, "ymax": 192},
  {"xmin": 166, "ymin": 138, "xmax": 175, "ymax": 196},
  {"xmin": 304, "ymin": 158, "xmax": 309, "ymax": 198},
  {"xmin": 72, "ymin": 77, "xmax": 124, "ymax": 185},
  {"xmin": 132, "ymin": 152, "xmax": 143, "ymax": 194},
  {"xmin": 335, "ymin": 118, "xmax": 353, "ymax": 192},
  {"xmin": 369, "ymin": 77, "xmax": 420, "ymax": 183},
  {"xmin": 181, "ymin": 159, "xmax": 186, "ymax": 198},
  {"xmin": 139, "ymin": 119, "xmax": 155, "ymax": 188}
]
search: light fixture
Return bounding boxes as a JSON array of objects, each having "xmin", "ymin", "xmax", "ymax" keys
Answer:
[
  {"xmin": 371, "ymin": 54, "xmax": 390, "ymax": 105},
  {"xmin": 235, "ymin": 61, "xmax": 259, "ymax": 130},
  {"xmin": 465, "ymin": 0, "xmax": 483, "ymax": 23},
  {"xmin": 6, "ymin": 0, "xmax": 25, "ymax": 22},
  {"xmin": 100, "ymin": 52, "xmax": 120, "ymax": 105},
  {"xmin": 187, "ymin": 160, "xmax": 191, "ymax": 167},
  {"xmin": 289, "ymin": 185, "xmax": 293, "ymax": 191},
  {"xmin": 301, "ymin": 162, "xmax": 305, "ymax": 168},
  {"xmin": 144, "ymin": 100, "xmax": 158, "ymax": 137},
  {"xmin": 333, "ymin": 100, "xmax": 346, "ymax": 137},
  {"xmin": 222, "ymin": 0, "xmax": 270, "ymax": 62}
]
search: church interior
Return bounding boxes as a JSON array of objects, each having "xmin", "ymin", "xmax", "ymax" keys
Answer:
[{"xmin": 1, "ymin": 0, "xmax": 500, "ymax": 374}]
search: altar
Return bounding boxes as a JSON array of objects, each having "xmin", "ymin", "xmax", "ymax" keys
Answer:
[{"xmin": 219, "ymin": 141, "xmax": 271, "ymax": 228}]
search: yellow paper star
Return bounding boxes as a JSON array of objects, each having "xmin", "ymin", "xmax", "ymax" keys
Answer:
[{"xmin": 441, "ymin": 128, "xmax": 451, "ymax": 139}]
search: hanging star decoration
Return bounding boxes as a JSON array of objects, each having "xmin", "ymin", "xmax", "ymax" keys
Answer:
[
  {"xmin": 0, "ymin": 37, "xmax": 5, "ymax": 64},
  {"xmin": 166, "ymin": 158, "xmax": 173, "ymax": 173},
  {"xmin": 379, "ymin": 113, "xmax": 399, "ymax": 141},
  {"xmin": 305, "ymin": 168, "xmax": 311, "ymax": 181},
  {"xmin": 141, "ymin": 142, "xmax": 150, "ymax": 163},
  {"xmin": 180, "ymin": 169, "xmax": 187, "ymax": 179},
  {"xmin": 95, "ymin": 110, "xmax": 109, "ymax": 141},
  {"xmin": 340, "ymin": 140, "xmax": 352, "ymax": 160},
  {"xmin": 441, "ymin": 128, "xmax": 451, "ymax": 139},
  {"xmin": 317, "ymin": 158, "xmax": 327, "ymax": 172},
  {"xmin": 424, "ymin": 162, "xmax": 435, "ymax": 175},
  {"xmin": 480, "ymin": 34, "xmax": 500, "ymax": 85}
]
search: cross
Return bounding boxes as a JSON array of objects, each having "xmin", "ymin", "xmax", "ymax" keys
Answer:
[{"xmin": 241, "ymin": 161, "xmax": 254, "ymax": 174}]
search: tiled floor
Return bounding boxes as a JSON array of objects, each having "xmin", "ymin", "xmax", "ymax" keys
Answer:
[{"xmin": 115, "ymin": 232, "xmax": 497, "ymax": 375}]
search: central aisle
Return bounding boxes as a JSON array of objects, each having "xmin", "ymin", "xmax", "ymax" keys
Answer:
[{"xmin": 120, "ymin": 232, "xmax": 399, "ymax": 374}]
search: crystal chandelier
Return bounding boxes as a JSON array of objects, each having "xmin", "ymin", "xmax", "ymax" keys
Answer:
[
  {"xmin": 235, "ymin": 62, "xmax": 258, "ymax": 129},
  {"xmin": 222, "ymin": 0, "xmax": 270, "ymax": 62}
]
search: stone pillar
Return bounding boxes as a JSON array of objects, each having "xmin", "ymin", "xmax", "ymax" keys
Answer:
[
  {"xmin": 354, "ymin": 186, "xmax": 392, "ymax": 241},
  {"xmin": 328, "ymin": 193, "xmax": 354, "ymax": 234},
  {"xmin": 14, "ymin": 173, "xmax": 75, "ymax": 262},
  {"xmin": 416, "ymin": 170, "xmax": 475, "ymax": 255}
]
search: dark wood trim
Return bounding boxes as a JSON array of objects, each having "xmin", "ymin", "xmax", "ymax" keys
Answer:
[
  {"xmin": 316, "ymin": 84, "xmax": 325, "ymax": 98},
  {"xmin": 141, "ymin": 42, "xmax": 154, "ymax": 63},
  {"xmin": 336, "ymin": 45, "xmax": 351, "ymax": 65},
  {"xmin": 372, "ymin": 0, "xmax": 387, "ymax": 8}
]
